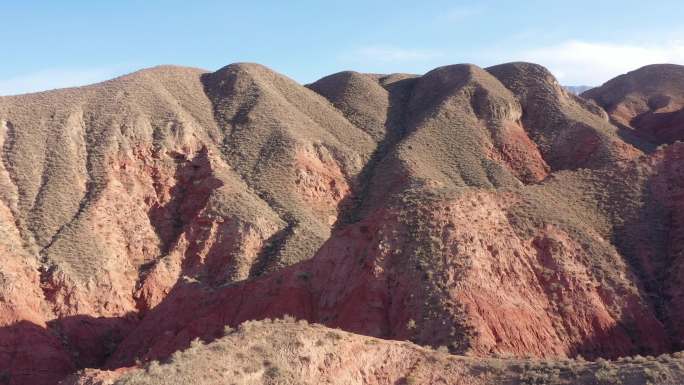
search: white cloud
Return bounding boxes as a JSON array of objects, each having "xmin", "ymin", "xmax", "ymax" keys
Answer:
[
  {"xmin": 518, "ymin": 40, "xmax": 684, "ymax": 85},
  {"xmin": 344, "ymin": 46, "xmax": 444, "ymax": 64},
  {"xmin": 0, "ymin": 67, "xmax": 132, "ymax": 96}
]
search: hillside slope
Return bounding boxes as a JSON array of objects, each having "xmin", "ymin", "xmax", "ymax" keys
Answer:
[
  {"xmin": 0, "ymin": 62, "xmax": 683, "ymax": 385},
  {"xmin": 583, "ymin": 64, "xmax": 684, "ymax": 146},
  {"xmin": 66, "ymin": 320, "xmax": 684, "ymax": 385}
]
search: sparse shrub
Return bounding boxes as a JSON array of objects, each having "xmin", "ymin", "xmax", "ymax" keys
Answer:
[
  {"xmin": 404, "ymin": 374, "xmax": 418, "ymax": 385},
  {"xmin": 264, "ymin": 365, "xmax": 281, "ymax": 378},
  {"xmin": 223, "ymin": 325, "xmax": 235, "ymax": 335},
  {"xmin": 326, "ymin": 330, "xmax": 342, "ymax": 341},
  {"xmin": 594, "ymin": 366, "xmax": 620, "ymax": 385},
  {"xmin": 146, "ymin": 360, "xmax": 162, "ymax": 375},
  {"xmin": 190, "ymin": 337, "xmax": 203, "ymax": 349}
]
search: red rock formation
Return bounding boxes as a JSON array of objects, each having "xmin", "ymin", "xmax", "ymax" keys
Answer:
[
  {"xmin": 0, "ymin": 202, "xmax": 74, "ymax": 385},
  {"xmin": 108, "ymin": 189, "xmax": 666, "ymax": 367}
]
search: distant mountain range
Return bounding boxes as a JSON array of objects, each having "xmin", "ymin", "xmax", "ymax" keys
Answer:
[{"xmin": 563, "ymin": 85, "xmax": 594, "ymax": 94}]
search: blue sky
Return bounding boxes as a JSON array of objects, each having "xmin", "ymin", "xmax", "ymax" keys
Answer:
[{"xmin": 2, "ymin": 0, "xmax": 683, "ymax": 95}]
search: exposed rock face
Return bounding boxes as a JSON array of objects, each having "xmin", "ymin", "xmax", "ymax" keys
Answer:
[
  {"xmin": 626, "ymin": 143, "xmax": 684, "ymax": 351},
  {"xmin": 0, "ymin": 62, "xmax": 683, "ymax": 384},
  {"xmin": 0, "ymin": 190, "xmax": 75, "ymax": 384},
  {"xmin": 106, "ymin": 189, "xmax": 666, "ymax": 367}
]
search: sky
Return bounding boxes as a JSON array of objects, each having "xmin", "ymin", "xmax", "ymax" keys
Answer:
[{"xmin": 1, "ymin": 0, "xmax": 684, "ymax": 95}]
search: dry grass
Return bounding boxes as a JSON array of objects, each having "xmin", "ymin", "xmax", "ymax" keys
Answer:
[{"xmin": 110, "ymin": 320, "xmax": 684, "ymax": 385}]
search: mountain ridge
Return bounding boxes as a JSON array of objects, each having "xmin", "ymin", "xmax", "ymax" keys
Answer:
[{"xmin": 1, "ymin": 61, "xmax": 683, "ymax": 385}]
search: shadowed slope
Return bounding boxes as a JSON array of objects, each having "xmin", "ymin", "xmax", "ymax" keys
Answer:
[
  {"xmin": 583, "ymin": 64, "xmax": 684, "ymax": 146},
  {"xmin": 201, "ymin": 63, "xmax": 376, "ymax": 272},
  {"xmin": 487, "ymin": 62, "xmax": 641, "ymax": 170}
]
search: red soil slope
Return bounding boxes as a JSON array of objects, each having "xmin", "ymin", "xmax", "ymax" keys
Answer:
[{"xmin": 65, "ymin": 320, "xmax": 684, "ymax": 385}]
